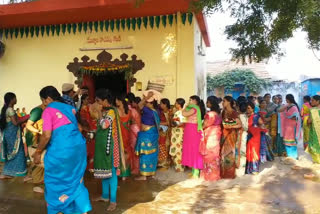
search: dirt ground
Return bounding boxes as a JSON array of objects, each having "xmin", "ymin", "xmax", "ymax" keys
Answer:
[{"xmin": 1, "ymin": 146, "xmax": 320, "ymax": 214}]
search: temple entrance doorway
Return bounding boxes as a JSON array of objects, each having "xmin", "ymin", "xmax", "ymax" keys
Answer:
[
  {"xmin": 94, "ymin": 71, "xmax": 126, "ymax": 94},
  {"xmin": 67, "ymin": 50, "xmax": 145, "ymax": 102}
]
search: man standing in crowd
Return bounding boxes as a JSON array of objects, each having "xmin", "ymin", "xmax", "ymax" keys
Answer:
[
  {"xmin": 61, "ymin": 83, "xmax": 77, "ymax": 108},
  {"xmin": 61, "ymin": 83, "xmax": 89, "ymax": 109}
]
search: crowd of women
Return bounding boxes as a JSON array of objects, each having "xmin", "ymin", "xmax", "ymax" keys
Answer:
[{"xmin": 0, "ymin": 84, "xmax": 320, "ymax": 214}]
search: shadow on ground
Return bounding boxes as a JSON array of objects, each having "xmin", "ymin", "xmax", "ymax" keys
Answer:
[{"xmin": 1, "ymin": 152, "xmax": 320, "ymax": 214}]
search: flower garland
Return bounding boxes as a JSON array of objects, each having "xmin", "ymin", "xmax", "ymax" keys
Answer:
[{"xmin": 79, "ymin": 62, "xmax": 133, "ymax": 80}]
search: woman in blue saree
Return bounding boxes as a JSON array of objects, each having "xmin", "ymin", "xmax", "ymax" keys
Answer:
[
  {"xmin": 0, "ymin": 92, "xmax": 29, "ymax": 179},
  {"xmin": 135, "ymin": 91, "xmax": 160, "ymax": 181},
  {"xmin": 33, "ymin": 86, "xmax": 91, "ymax": 214}
]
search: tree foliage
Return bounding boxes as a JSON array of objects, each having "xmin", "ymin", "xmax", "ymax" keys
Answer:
[
  {"xmin": 207, "ymin": 68, "xmax": 270, "ymax": 94},
  {"xmin": 191, "ymin": 0, "xmax": 320, "ymax": 63},
  {"xmin": 134, "ymin": 0, "xmax": 319, "ymax": 63}
]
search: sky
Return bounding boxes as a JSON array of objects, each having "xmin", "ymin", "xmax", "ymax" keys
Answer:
[{"xmin": 206, "ymin": 12, "xmax": 320, "ymax": 81}]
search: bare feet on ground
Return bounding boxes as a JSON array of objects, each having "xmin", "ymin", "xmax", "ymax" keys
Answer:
[
  {"xmin": 93, "ymin": 197, "xmax": 109, "ymax": 202},
  {"xmin": 23, "ymin": 176, "xmax": 32, "ymax": 183},
  {"xmin": 33, "ymin": 186, "xmax": 44, "ymax": 194},
  {"xmin": 291, "ymin": 165, "xmax": 302, "ymax": 170},
  {"xmin": 304, "ymin": 173, "xmax": 316, "ymax": 179},
  {"xmin": 0, "ymin": 175, "xmax": 13, "ymax": 180},
  {"xmin": 157, "ymin": 167, "xmax": 168, "ymax": 172},
  {"xmin": 135, "ymin": 176, "xmax": 147, "ymax": 181},
  {"xmin": 107, "ymin": 203, "xmax": 117, "ymax": 211}
]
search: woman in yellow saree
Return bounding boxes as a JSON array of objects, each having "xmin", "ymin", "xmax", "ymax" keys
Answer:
[
  {"xmin": 306, "ymin": 95, "xmax": 320, "ymax": 164},
  {"xmin": 301, "ymin": 96, "xmax": 311, "ymax": 150}
]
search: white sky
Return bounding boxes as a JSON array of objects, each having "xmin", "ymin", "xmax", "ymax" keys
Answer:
[{"xmin": 206, "ymin": 12, "xmax": 320, "ymax": 81}]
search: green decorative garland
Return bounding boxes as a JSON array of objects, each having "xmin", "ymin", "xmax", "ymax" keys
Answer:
[
  {"xmin": 0, "ymin": 13, "xmax": 193, "ymax": 40},
  {"xmin": 0, "ymin": 41, "xmax": 5, "ymax": 58},
  {"xmin": 207, "ymin": 68, "xmax": 271, "ymax": 94}
]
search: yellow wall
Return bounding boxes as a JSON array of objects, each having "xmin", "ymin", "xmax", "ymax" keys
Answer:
[{"xmin": 0, "ymin": 15, "xmax": 200, "ymax": 111}]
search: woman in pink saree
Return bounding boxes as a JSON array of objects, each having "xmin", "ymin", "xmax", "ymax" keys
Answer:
[
  {"xmin": 126, "ymin": 93, "xmax": 141, "ymax": 175},
  {"xmin": 278, "ymin": 94, "xmax": 302, "ymax": 160},
  {"xmin": 200, "ymin": 96, "xmax": 222, "ymax": 181}
]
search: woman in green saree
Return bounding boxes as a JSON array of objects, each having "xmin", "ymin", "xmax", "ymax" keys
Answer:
[
  {"xmin": 93, "ymin": 89, "xmax": 126, "ymax": 212},
  {"xmin": 306, "ymin": 95, "xmax": 320, "ymax": 164}
]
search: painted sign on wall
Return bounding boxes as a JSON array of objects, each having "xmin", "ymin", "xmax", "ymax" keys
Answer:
[
  {"xmin": 150, "ymin": 75, "xmax": 174, "ymax": 86},
  {"xmin": 86, "ymin": 35, "xmax": 122, "ymax": 45}
]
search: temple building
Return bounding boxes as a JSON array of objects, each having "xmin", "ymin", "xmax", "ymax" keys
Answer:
[{"xmin": 0, "ymin": 0, "xmax": 210, "ymax": 109}]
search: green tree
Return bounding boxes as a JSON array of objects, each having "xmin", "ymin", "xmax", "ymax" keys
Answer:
[
  {"xmin": 207, "ymin": 69, "xmax": 270, "ymax": 94},
  {"xmin": 194, "ymin": 0, "xmax": 320, "ymax": 63},
  {"xmin": 135, "ymin": 0, "xmax": 320, "ymax": 63}
]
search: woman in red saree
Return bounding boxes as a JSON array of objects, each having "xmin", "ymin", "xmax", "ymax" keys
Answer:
[
  {"xmin": 258, "ymin": 100, "xmax": 274, "ymax": 162},
  {"xmin": 245, "ymin": 102, "xmax": 265, "ymax": 174},
  {"xmin": 200, "ymin": 96, "xmax": 222, "ymax": 181},
  {"xmin": 126, "ymin": 93, "xmax": 141, "ymax": 175},
  {"xmin": 158, "ymin": 98, "xmax": 172, "ymax": 169},
  {"xmin": 116, "ymin": 94, "xmax": 133, "ymax": 179},
  {"xmin": 79, "ymin": 94, "xmax": 97, "ymax": 171},
  {"xmin": 221, "ymin": 96, "xmax": 242, "ymax": 179}
]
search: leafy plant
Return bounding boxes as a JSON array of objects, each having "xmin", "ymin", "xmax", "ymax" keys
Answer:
[{"xmin": 207, "ymin": 68, "xmax": 271, "ymax": 94}]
